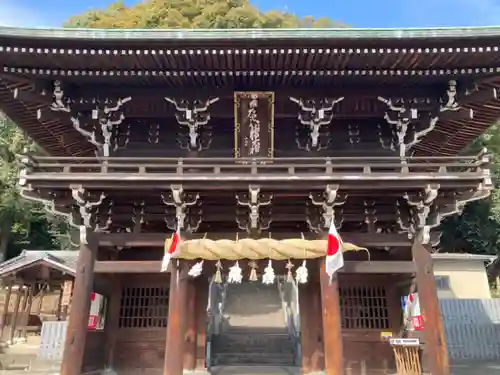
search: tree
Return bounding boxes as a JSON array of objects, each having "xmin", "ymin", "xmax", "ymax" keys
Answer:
[
  {"xmin": 440, "ymin": 123, "xmax": 500, "ymax": 255},
  {"xmin": 0, "ymin": 114, "xmax": 69, "ymax": 261},
  {"xmin": 65, "ymin": 0, "xmax": 347, "ymax": 29}
]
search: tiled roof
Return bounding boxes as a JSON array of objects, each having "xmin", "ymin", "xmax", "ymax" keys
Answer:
[
  {"xmin": 2, "ymin": 26, "xmax": 500, "ymax": 41},
  {"xmin": 0, "ymin": 250, "xmax": 77, "ymax": 277}
]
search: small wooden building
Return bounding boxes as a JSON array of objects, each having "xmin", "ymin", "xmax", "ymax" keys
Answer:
[
  {"xmin": 0, "ymin": 26, "xmax": 497, "ymax": 375},
  {"xmin": 0, "ymin": 251, "xmax": 77, "ymax": 343}
]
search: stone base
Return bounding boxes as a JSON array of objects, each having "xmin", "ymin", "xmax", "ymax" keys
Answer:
[
  {"xmin": 183, "ymin": 370, "xmax": 211, "ymax": 375},
  {"xmin": 210, "ymin": 366, "xmax": 300, "ymax": 375}
]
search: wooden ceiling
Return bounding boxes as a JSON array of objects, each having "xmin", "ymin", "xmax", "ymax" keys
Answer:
[{"xmin": 2, "ymin": 27, "xmax": 500, "ymax": 156}]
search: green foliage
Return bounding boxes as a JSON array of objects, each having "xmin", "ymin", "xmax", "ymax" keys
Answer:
[
  {"xmin": 64, "ymin": 0, "xmax": 347, "ymax": 29},
  {"xmin": 440, "ymin": 123, "xmax": 500, "ymax": 256},
  {"xmin": 0, "ymin": 115, "xmax": 69, "ymax": 260}
]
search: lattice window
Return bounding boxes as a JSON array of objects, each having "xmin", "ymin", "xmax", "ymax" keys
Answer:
[
  {"xmin": 339, "ymin": 285, "xmax": 390, "ymax": 329},
  {"xmin": 119, "ymin": 286, "xmax": 169, "ymax": 328}
]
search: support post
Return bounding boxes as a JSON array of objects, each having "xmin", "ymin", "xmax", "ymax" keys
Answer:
[
  {"xmin": 195, "ymin": 278, "xmax": 209, "ymax": 371},
  {"xmin": 183, "ymin": 280, "xmax": 197, "ymax": 371},
  {"xmin": 0, "ymin": 280, "xmax": 13, "ymax": 341},
  {"xmin": 105, "ymin": 275, "xmax": 121, "ymax": 369},
  {"xmin": 9, "ymin": 286, "xmax": 23, "ymax": 344},
  {"xmin": 56, "ymin": 286, "xmax": 64, "ymax": 321},
  {"xmin": 299, "ymin": 281, "xmax": 324, "ymax": 374},
  {"xmin": 164, "ymin": 261, "xmax": 189, "ymax": 375},
  {"xmin": 299, "ymin": 283, "xmax": 314, "ymax": 374},
  {"xmin": 412, "ymin": 239, "xmax": 450, "ymax": 375},
  {"xmin": 37, "ymin": 284, "xmax": 46, "ymax": 314},
  {"xmin": 60, "ymin": 235, "xmax": 97, "ymax": 375},
  {"xmin": 20, "ymin": 283, "xmax": 35, "ymax": 340},
  {"xmin": 319, "ymin": 260, "xmax": 344, "ymax": 375}
]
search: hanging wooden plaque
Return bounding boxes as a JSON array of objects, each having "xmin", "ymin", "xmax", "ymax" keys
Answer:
[
  {"xmin": 61, "ymin": 280, "xmax": 73, "ymax": 307},
  {"xmin": 234, "ymin": 91, "xmax": 275, "ymax": 159}
]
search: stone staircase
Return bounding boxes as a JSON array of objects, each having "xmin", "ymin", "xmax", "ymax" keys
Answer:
[{"xmin": 210, "ymin": 282, "xmax": 297, "ymax": 367}]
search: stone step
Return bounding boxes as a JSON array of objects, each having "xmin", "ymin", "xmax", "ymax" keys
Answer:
[
  {"xmin": 213, "ymin": 352, "xmax": 295, "ymax": 366},
  {"xmin": 213, "ymin": 345, "xmax": 295, "ymax": 355},
  {"xmin": 213, "ymin": 342, "xmax": 295, "ymax": 354},
  {"xmin": 223, "ymin": 327, "xmax": 289, "ymax": 334},
  {"xmin": 210, "ymin": 365, "xmax": 300, "ymax": 375},
  {"xmin": 222, "ymin": 283, "xmax": 286, "ymax": 329},
  {"xmin": 212, "ymin": 333, "xmax": 295, "ymax": 352}
]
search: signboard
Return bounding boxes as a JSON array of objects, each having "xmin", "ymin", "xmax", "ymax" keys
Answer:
[
  {"xmin": 88, "ymin": 292, "xmax": 107, "ymax": 331},
  {"xmin": 234, "ymin": 91, "xmax": 275, "ymax": 159},
  {"xmin": 61, "ymin": 280, "xmax": 73, "ymax": 307},
  {"xmin": 389, "ymin": 338, "xmax": 420, "ymax": 346}
]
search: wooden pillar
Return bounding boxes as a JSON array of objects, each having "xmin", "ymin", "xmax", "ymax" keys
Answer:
[
  {"xmin": 0, "ymin": 280, "xmax": 13, "ymax": 341},
  {"xmin": 20, "ymin": 283, "xmax": 35, "ymax": 340},
  {"xmin": 60, "ymin": 280, "xmax": 74, "ymax": 320},
  {"xmin": 312, "ymin": 282, "xmax": 325, "ymax": 371},
  {"xmin": 60, "ymin": 236, "xmax": 97, "ymax": 375},
  {"xmin": 319, "ymin": 260, "xmax": 344, "ymax": 375},
  {"xmin": 9, "ymin": 286, "xmax": 24, "ymax": 343},
  {"xmin": 299, "ymin": 281, "xmax": 324, "ymax": 374},
  {"xmin": 300, "ymin": 283, "xmax": 314, "ymax": 374},
  {"xmin": 105, "ymin": 275, "xmax": 122, "ymax": 369},
  {"xmin": 37, "ymin": 284, "xmax": 46, "ymax": 314},
  {"xmin": 183, "ymin": 280, "xmax": 197, "ymax": 371},
  {"xmin": 56, "ymin": 286, "xmax": 64, "ymax": 321},
  {"xmin": 164, "ymin": 262, "xmax": 189, "ymax": 375},
  {"xmin": 195, "ymin": 278, "xmax": 209, "ymax": 370},
  {"xmin": 412, "ymin": 239, "xmax": 450, "ymax": 375}
]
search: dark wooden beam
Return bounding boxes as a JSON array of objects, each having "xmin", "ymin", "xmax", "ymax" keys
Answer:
[
  {"xmin": 71, "ymin": 84, "xmax": 443, "ymax": 101},
  {"xmin": 94, "ymin": 260, "xmax": 415, "ymax": 274},
  {"xmin": 34, "ymin": 100, "xmax": 386, "ymax": 121},
  {"xmin": 104, "ymin": 212, "xmax": 398, "ymax": 224},
  {"xmin": 96, "ymin": 232, "xmax": 412, "ymax": 248},
  {"xmin": 14, "ymin": 82, "xmax": 497, "ymax": 114},
  {"xmin": 13, "ymin": 87, "xmax": 52, "ymax": 105},
  {"xmin": 27, "ymin": 177, "xmax": 483, "ymax": 192}
]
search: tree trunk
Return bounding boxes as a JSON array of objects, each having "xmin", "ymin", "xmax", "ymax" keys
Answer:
[{"xmin": 0, "ymin": 220, "xmax": 12, "ymax": 264}]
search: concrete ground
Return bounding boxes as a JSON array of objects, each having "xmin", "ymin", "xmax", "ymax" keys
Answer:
[
  {"xmin": 450, "ymin": 361, "xmax": 500, "ymax": 375},
  {"xmin": 0, "ymin": 336, "xmax": 60, "ymax": 375},
  {"xmin": 0, "ymin": 341, "xmax": 499, "ymax": 375}
]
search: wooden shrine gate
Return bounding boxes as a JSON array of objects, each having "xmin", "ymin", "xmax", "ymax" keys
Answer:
[{"xmin": 5, "ymin": 24, "xmax": 500, "ymax": 375}]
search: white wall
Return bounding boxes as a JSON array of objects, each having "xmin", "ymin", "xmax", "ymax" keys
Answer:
[{"xmin": 434, "ymin": 259, "xmax": 491, "ymax": 299}]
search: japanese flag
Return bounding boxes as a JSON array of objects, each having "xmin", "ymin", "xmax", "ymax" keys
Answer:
[
  {"xmin": 326, "ymin": 220, "xmax": 345, "ymax": 279},
  {"xmin": 161, "ymin": 227, "xmax": 182, "ymax": 272}
]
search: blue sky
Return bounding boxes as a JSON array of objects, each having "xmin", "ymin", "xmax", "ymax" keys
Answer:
[{"xmin": 1, "ymin": 0, "xmax": 500, "ymax": 28}]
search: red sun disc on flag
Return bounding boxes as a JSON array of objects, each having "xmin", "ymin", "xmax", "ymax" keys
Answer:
[{"xmin": 327, "ymin": 234, "xmax": 340, "ymax": 256}]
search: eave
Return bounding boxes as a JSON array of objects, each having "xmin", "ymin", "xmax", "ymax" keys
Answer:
[
  {"xmin": 3, "ymin": 25, "xmax": 500, "ymax": 42},
  {"xmin": 2, "ymin": 26, "xmax": 500, "ymax": 156}
]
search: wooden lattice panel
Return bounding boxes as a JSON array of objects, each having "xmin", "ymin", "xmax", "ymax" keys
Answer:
[
  {"xmin": 119, "ymin": 286, "xmax": 169, "ymax": 328},
  {"xmin": 339, "ymin": 284, "xmax": 390, "ymax": 329}
]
